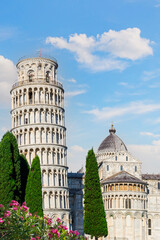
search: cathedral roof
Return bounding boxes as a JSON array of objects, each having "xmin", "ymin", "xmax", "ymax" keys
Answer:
[
  {"xmin": 101, "ymin": 171, "xmax": 147, "ymax": 185},
  {"xmin": 142, "ymin": 174, "xmax": 160, "ymax": 180},
  {"xmin": 97, "ymin": 125, "xmax": 128, "ymax": 153}
]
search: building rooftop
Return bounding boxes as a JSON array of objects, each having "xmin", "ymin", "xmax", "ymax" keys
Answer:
[
  {"xmin": 101, "ymin": 171, "xmax": 147, "ymax": 185},
  {"xmin": 68, "ymin": 172, "xmax": 84, "ymax": 178},
  {"xmin": 98, "ymin": 125, "xmax": 128, "ymax": 153},
  {"xmin": 142, "ymin": 174, "xmax": 160, "ymax": 180}
]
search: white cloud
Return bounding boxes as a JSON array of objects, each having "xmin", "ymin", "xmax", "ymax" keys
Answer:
[
  {"xmin": 152, "ymin": 139, "xmax": 160, "ymax": 145},
  {"xmin": 128, "ymin": 144, "xmax": 160, "ymax": 173},
  {"xmin": 0, "ymin": 55, "xmax": 17, "ymax": 106},
  {"xmin": 140, "ymin": 132, "xmax": 160, "ymax": 138},
  {"xmin": 119, "ymin": 82, "xmax": 128, "ymax": 86},
  {"xmin": 143, "ymin": 69, "xmax": 160, "ymax": 81},
  {"xmin": 70, "ymin": 145, "xmax": 86, "ymax": 152},
  {"xmin": 119, "ymin": 81, "xmax": 134, "ymax": 89},
  {"xmin": 85, "ymin": 101, "xmax": 160, "ymax": 121},
  {"xmin": 65, "ymin": 89, "xmax": 86, "ymax": 98},
  {"xmin": 46, "ymin": 28, "xmax": 153, "ymax": 72},
  {"xmin": 68, "ymin": 78, "xmax": 77, "ymax": 83}
]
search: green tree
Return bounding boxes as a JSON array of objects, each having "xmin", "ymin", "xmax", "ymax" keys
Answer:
[
  {"xmin": 25, "ymin": 155, "xmax": 43, "ymax": 217},
  {"xmin": 0, "ymin": 132, "xmax": 21, "ymax": 206},
  {"xmin": 84, "ymin": 149, "xmax": 108, "ymax": 239},
  {"xmin": 20, "ymin": 154, "xmax": 30, "ymax": 204}
]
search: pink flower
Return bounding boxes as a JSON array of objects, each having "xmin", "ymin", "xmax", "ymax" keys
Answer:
[
  {"xmin": 48, "ymin": 233, "xmax": 52, "ymax": 238},
  {"xmin": 22, "ymin": 202, "xmax": 27, "ymax": 206},
  {"xmin": 47, "ymin": 218, "xmax": 52, "ymax": 225},
  {"xmin": 74, "ymin": 230, "xmax": 79, "ymax": 236},
  {"xmin": 4, "ymin": 211, "xmax": 11, "ymax": 218},
  {"xmin": 31, "ymin": 238, "xmax": 36, "ymax": 240},
  {"xmin": 62, "ymin": 225, "xmax": 68, "ymax": 230},
  {"xmin": 0, "ymin": 218, "xmax": 4, "ymax": 223},
  {"xmin": 13, "ymin": 207, "xmax": 18, "ymax": 211},
  {"xmin": 36, "ymin": 237, "xmax": 40, "ymax": 239},
  {"xmin": 0, "ymin": 204, "xmax": 4, "ymax": 208},
  {"xmin": 56, "ymin": 218, "xmax": 61, "ymax": 223},
  {"xmin": 9, "ymin": 200, "xmax": 19, "ymax": 207}
]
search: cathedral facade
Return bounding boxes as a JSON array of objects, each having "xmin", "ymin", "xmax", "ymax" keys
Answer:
[{"xmin": 96, "ymin": 125, "xmax": 160, "ymax": 240}]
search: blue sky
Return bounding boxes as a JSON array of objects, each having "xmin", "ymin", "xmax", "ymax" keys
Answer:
[{"xmin": 1, "ymin": 0, "xmax": 160, "ymax": 173}]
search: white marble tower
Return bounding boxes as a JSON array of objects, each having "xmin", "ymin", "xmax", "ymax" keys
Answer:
[{"xmin": 10, "ymin": 56, "xmax": 70, "ymax": 226}]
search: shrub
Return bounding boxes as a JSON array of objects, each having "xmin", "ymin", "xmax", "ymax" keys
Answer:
[
  {"xmin": 0, "ymin": 132, "xmax": 21, "ymax": 206},
  {"xmin": 20, "ymin": 154, "xmax": 30, "ymax": 204},
  {"xmin": 84, "ymin": 149, "xmax": 108, "ymax": 239},
  {"xmin": 25, "ymin": 156, "xmax": 43, "ymax": 217},
  {"xmin": 0, "ymin": 200, "xmax": 85, "ymax": 240}
]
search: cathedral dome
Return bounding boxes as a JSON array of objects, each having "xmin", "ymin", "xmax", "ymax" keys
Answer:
[{"xmin": 98, "ymin": 125, "xmax": 128, "ymax": 153}]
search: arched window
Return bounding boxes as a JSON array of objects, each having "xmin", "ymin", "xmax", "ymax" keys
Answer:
[
  {"xmin": 62, "ymin": 174, "xmax": 64, "ymax": 186},
  {"xmin": 57, "ymin": 152, "xmax": 60, "ymax": 164},
  {"xmin": 107, "ymin": 165, "xmax": 109, "ymax": 171},
  {"xmin": 125, "ymin": 199, "xmax": 128, "ymax": 209},
  {"xmin": 56, "ymin": 132, "xmax": 59, "ymax": 144},
  {"xmin": 24, "ymin": 133, "xmax": 27, "ymax": 144},
  {"xmin": 126, "ymin": 156, "xmax": 128, "ymax": 161},
  {"xmin": 60, "ymin": 195, "xmax": 62, "ymax": 208},
  {"xmin": 115, "ymin": 156, "xmax": 117, "ymax": 161},
  {"xmin": 120, "ymin": 165, "xmax": 123, "ymax": 171},
  {"xmin": 58, "ymin": 174, "xmax": 61, "ymax": 186},
  {"xmin": 28, "ymin": 70, "xmax": 34, "ymax": 82},
  {"xmin": 64, "ymin": 195, "xmax": 66, "ymax": 208},
  {"xmin": 46, "ymin": 71, "xmax": 50, "ymax": 82},
  {"xmin": 110, "ymin": 199, "xmax": 112, "ymax": 208},
  {"xmin": 135, "ymin": 166, "xmax": 137, "ymax": 172}
]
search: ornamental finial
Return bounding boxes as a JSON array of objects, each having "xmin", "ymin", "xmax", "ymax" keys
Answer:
[{"xmin": 109, "ymin": 124, "xmax": 116, "ymax": 134}]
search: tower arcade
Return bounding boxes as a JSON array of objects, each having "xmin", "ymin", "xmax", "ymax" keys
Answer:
[{"xmin": 10, "ymin": 56, "xmax": 70, "ymax": 226}]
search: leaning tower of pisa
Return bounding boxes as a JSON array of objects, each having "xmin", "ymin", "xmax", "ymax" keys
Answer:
[{"xmin": 10, "ymin": 56, "xmax": 70, "ymax": 226}]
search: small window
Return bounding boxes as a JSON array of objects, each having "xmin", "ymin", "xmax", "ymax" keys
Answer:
[
  {"xmin": 158, "ymin": 182, "xmax": 160, "ymax": 189},
  {"xmin": 38, "ymin": 64, "xmax": 41, "ymax": 70},
  {"xmin": 115, "ymin": 156, "xmax": 117, "ymax": 161},
  {"xmin": 29, "ymin": 75, "xmax": 32, "ymax": 81},
  {"xmin": 107, "ymin": 165, "xmax": 109, "ymax": 171},
  {"xmin": 126, "ymin": 156, "xmax": 128, "ymax": 161},
  {"xmin": 135, "ymin": 166, "xmax": 137, "ymax": 172},
  {"xmin": 148, "ymin": 219, "xmax": 151, "ymax": 235},
  {"xmin": 120, "ymin": 165, "xmax": 123, "ymax": 171}
]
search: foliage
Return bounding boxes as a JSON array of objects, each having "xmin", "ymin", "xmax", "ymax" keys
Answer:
[
  {"xmin": 84, "ymin": 149, "xmax": 108, "ymax": 239},
  {"xmin": 0, "ymin": 200, "xmax": 85, "ymax": 240},
  {"xmin": 0, "ymin": 132, "xmax": 21, "ymax": 206},
  {"xmin": 20, "ymin": 154, "xmax": 30, "ymax": 204},
  {"xmin": 25, "ymin": 155, "xmax": 43, "ymax": 217}
]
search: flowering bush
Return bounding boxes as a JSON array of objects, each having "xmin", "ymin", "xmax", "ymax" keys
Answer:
[{"xmin": 0, "ymin": 200, "xmax": 85, "ymax": 240}]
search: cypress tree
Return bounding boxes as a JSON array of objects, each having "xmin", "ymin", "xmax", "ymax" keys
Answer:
[
  {"xmin": 0, "ymin": 132, "xmax": 21, "ymax": 206},
  {"xmin": 84, "ymin": 149, "xmax": 108, "ymax": 239},
  {"xmin": 25, "ymin": 155, "xmax": 43, "ymax": 217},
  {"xmin": 20, "ymin": 154, "xmax": 30, "ymax": 204}
]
